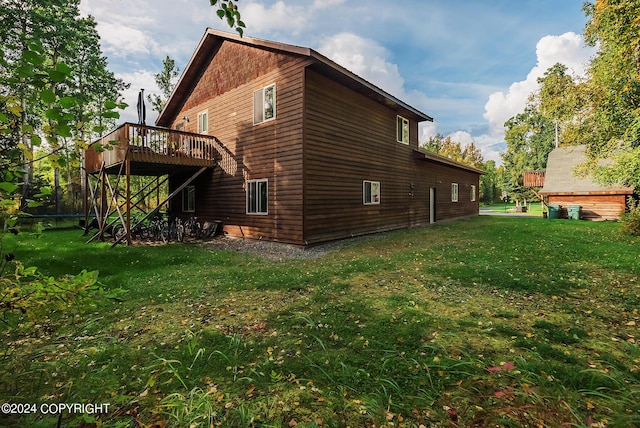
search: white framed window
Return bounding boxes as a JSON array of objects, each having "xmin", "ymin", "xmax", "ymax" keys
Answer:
[
  {"xmin": 396, "ymin": 115, "xmax": 409, "ymax": 144},
  {"xmin": 451, "ymin": 183, "xmax": 459, "ymax": 203},
  {"xmin": 246, "ymin": 179, "xmax": 268, "ymax": 215},
  {"xmin": 470, "ymin": 185, "xmax": 476, "ymax": 202},
  {"xmin": 363, "ymin": 180, "xmax": 381, "ymax": 205},
  {"xmin": 182, "ymin": 185, "xmax": 195, "ymax": 212},
  {"xmin": 197, "ymin": 110, "xmax": 208, "ymax": 134},
  {"xmin": 253, "ymin": 84, "xmax": 276, "ymax": 125}
]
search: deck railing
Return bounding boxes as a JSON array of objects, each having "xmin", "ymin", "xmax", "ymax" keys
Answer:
[
  {"xmin": 85, "ymin": 123, "xmax": 219, "ymax": 173},
  {"xmin": 523, "ymin": 170, "xmax": 546, "ymax": 187}
]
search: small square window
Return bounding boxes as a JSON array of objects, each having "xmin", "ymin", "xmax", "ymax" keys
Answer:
[
  {"xmin": 451, "ymin": 183, "xmax": 459, "ymax": 203},
  {"xmin": 182, "ymin": 185, "xmax": 195, "ymax": 212},
  {"xmin": 253, "ymin": 84, "xmax": 276, "ymax": 125},
  {"xmin": 397, "ymin": 116, "xmax": 409, "ymax": 144},
  {"xmin": 363, "ymin": 180, "xmax": 381, "ymax": 205},
  {"xmin": 197, "ymin": 110, "xmax": 208, "ymax": 134},
  {"xmin": 247, "ymin": 179, "xmax": 268, "ymax": 215}
]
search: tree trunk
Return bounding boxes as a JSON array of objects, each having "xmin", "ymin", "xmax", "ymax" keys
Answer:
[
  {"xmin": 20, "ymin": 97, "xmax": 32, "ymax": 211},
  {"xmin": 55, "ymin": 167, "xmax": 61, "ymax": 214}
]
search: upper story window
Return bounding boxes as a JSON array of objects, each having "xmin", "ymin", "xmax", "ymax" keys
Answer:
[
  {"xmin": 451, "ymin": 183, "xmax": 459, "ymax": 202},
  {"xmin": 363, "ymin": 180, "xmax": 381, "ymax": 205},
  {"xmin": 253, "ymin": 84, "xmax": 276, "ymax": 125},
  {"xmin": 197, "ymin": 110, "xmax": 208, "ymax": 134},
  {"xmin": 397, "ymin": 115, "xmax": 409, "ymax": 144}
]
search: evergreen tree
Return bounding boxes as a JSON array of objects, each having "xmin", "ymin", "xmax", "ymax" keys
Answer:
[{"xmin": 148, "ymin": 56, "xmax": 180, "ymax": 114}]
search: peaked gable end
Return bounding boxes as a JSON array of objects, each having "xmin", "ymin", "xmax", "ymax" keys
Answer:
[
  {"xmin": 183, "ymin": 41, "xmax": 306, "ymax": 114},
  {"xmin": 158, "ymin": 29, "xmax": 431, "ymax": 128}
]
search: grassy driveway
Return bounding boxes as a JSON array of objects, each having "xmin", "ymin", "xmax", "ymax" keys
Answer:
[{"xmin": 2, "ymin": 216, "xmax": 639, "ymax": 427}]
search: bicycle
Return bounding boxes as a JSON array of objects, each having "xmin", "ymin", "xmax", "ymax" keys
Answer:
[{"xmin": 184, "ymin": 215, "xmax": 201, "ymax": 239}]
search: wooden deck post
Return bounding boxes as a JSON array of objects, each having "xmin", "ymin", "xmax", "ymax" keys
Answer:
[
  {"xmin": 99, "ymin": 166, "xmax": 107, "ymax": 241},
  {"xmin": 83, "ymin": 166, "xmax": 89, "ymax": 232},
  {"xmin": 126, "ymin": 156, "xmax": 132, "ymax": 246}
]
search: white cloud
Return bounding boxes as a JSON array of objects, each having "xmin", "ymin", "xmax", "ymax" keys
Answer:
[
  {"xmin": 242, "ymin": 1, "xmax": 308, "ymax": 34},
  {"xmin": 96, "ymin": 22, "xmax": 158, "ymax": 58},
  {"xmin": 448, "ymin": 130, "xmax": 475, "ymax": 146},
  {"xmin": 419, "ymin": 121, "xmax": 438, "ymax": 142},
  {"xmin": 80, "ymin": 0, "xmax": 207, "ymax": 65},
  {"xmin": 312, "ymin": 0, "xmax": 347, "ymax": 9},
  {"xmin": 116, "ymin": 70, "xmax": 161, "ymax": 124},
  {"xmin": 483, "ymin": 32, "xmax": 595, "ymax": 139},
  {"xmin": 473, "ymin": 134, "xmax": 505, "ymax": 164},
  {"xmin": 318, "ymin": 32, "xmax": 406, "ymax": 100}
]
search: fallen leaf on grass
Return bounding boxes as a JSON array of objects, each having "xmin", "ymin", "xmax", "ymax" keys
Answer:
[
  {"xmin": 447, "ymin": 409, "xmax": 458, "ymax": 422},
  {"xmin": 487, "ymin": 361, "xmax": 516, "ymax": 373},
  {"xmin": 502, "ymin": 361, "xmax": 516, "ymax": 371}
]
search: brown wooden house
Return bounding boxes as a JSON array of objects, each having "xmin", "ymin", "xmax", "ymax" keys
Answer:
[
  {"xmin": 539, "ymin": 145, "xmax": 634, "ymax": 220},
  {"xmin": 86, "ymin": 29, "xmax": 482, "ymax": 246}
]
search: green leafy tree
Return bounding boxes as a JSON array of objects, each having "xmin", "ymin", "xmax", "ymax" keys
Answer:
[
  {"xmin": 0, "ymin": 0, "xmax": 125, "ymax": 211},
  {"xmin": 148, "ymin": 56, "xmax": 180, "ymax": 114},
  {"xmin": 0, "ymin": 1, "xmax": 125, "ymax": 326},
  {"xmin": 501, "ymin": 106, "xmax": 556, "ymax": 200},
  {"xmin": 535, "ymin": 63, "xmax": 587, "ymax": 147},
  {"xmin": 210, "ymin": 0, "xmax": 246, "ymax": 36},
  {"xmin": 479, "ymin": 160, "xmax": 503, "ymax": 204},
  {"xmin": 0, "ymin": 41, "xmax": 108, "ymax": 325},
  {"xmin": 422, "ymin": 134, "xmax": 484, "ymax": 169},
  {"xmin": 500, "ymin": 63, "xmax": 583, "ymax": 202},
  {"xmin": 582, "ymin": 0, "xmax": 640, "ymax": 189}
]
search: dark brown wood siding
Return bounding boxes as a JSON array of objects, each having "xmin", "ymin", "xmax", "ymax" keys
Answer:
[
  {"xmin": 167, "ymin": 41, "xmax": 311, "ymax": 244},
  {"xmin": 163, "ymin": 40, "xmax": 480, "ymax": 246},
  {"xmin": 414, "ymin": 161, "xmax": 480, "ymax": 223},
  {"xmin": 303, "ymin": 69, "xmax": 479, "ymax": 244}
]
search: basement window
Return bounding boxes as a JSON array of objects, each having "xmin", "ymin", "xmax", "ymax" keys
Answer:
[
  {"xmin": 253, "ymin": 84, "xmax": 276, "ymax": 125},
  {"xmin": 182, "ymin": 185, "xmax": 195, "ymax": 212},
  {"xmin": 247, "ymin": 179, "xmax": 268, "ymax": 215},
  {"xmin": 363, "ymin": 180, "xmax": 381, "ymax": 205},
  {"xmin": 451, "ymin": 183, "xmax": 459, "ymax": 203},
  {"xmin": 397, "ymin": 115, "xmax": 409, "ymax": 144}
]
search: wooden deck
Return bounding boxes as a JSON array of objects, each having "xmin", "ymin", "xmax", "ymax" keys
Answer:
[
  {"xmin": 85, "ymin": 123, "xmax": 217, "ymax": 175},
  {"xmin": 524, "ymin": 171, "xmax": 545, "ymax": 187}
]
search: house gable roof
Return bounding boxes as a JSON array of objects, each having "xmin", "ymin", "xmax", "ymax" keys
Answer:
[
  {"xmin": 539, "ymin": 145, "xmax": 634, "ymax": 195},
  {"xmin": 156, "ymin": 28, "xmax": 433, "ymax": 127}
]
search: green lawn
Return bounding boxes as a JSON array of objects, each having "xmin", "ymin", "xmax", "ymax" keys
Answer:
[
  {"xmin": 481, "ymin": 201, "xmax": 546, "ymax": 216},
  {"xmin": 1, "ymin": 217, "xmax": 639, "ymax": 427}
]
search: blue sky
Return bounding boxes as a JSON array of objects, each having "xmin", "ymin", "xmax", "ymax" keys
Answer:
[{"xmin": 79, "ymin": 0, "xmax": 595, "ymax": 163}]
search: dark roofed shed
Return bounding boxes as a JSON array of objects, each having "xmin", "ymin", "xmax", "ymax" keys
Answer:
[{"xmin": 539, "ymin": 145, "xmax": 634, "ymax": 220}]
